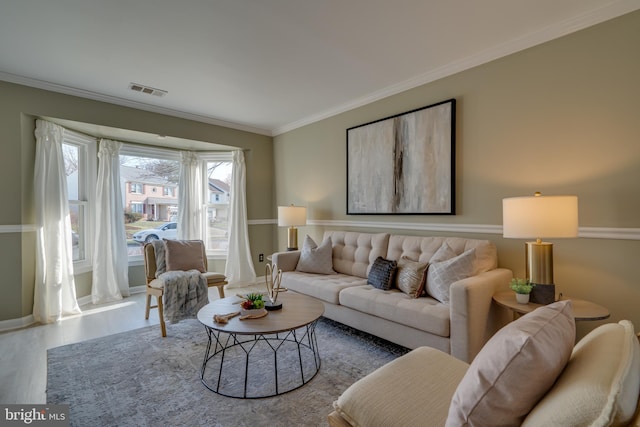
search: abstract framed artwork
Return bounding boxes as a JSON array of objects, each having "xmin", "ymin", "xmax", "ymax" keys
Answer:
[{"xmin": 346, "ymin": 98, "xmax": 455, "ymax": 215}]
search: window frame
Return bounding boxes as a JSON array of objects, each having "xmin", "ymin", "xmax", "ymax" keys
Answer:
[
  {"xmin": 199, "ymin": 153, "xmax": 233, "ymax": 258},
  {"xmin": 63, "ymin": 130, "xmax": 97, "ymax": 274},
  {"xmin": 120, "ymin": 144, "xmax": 181, "ymax": 264}
]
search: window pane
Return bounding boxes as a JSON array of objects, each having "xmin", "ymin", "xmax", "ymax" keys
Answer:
[
  {"xmin": 121, "ymin": 155, "xmax": 180, "ymax": 258},
  {"xmin": 206, "ymin": 161, "xmax": 232, "ymax": 251},
  {"xmin": 63, "ymin": 144, "xmax": 79, "ymax": 200},
  {"xmin": 69, "ymin": 203, "xmax": 85, "ymax": 262}
]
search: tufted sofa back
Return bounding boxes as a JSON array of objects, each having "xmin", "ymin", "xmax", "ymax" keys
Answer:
[
  {"xmin": 321, "ymin": 231, "xmax": 498, "ymax": 279},
  {"xmin": 386, "ymin": 235, "xmax": 498, "ymax": 275},
  {"xmin": 323, "ymin": 231, "xmax": 390, "ymax": 278}
]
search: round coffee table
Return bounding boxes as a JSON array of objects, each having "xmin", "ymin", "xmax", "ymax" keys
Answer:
[{"xmin": 197, "ymin": 292, "xmax": 324, "ymax": 398}]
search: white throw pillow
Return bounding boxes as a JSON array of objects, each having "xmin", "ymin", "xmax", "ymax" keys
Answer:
[
  {"xmin": 425, "ymin": 248, "xmax": 475, "ymax": 303},
  {"xmin": 295, "ymin": 235, "xmax": 335, "ymax": 274},
  {"xmin": 522, "ymin": 320, "xmax": 640, "ymax": 427},
  {"xmin": 446, "ymin": 300, "xmax": 576, "ymax": 427}
]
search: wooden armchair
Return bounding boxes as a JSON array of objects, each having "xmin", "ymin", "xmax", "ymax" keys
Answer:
[{"xmin": 143, "ymin": 240, "xmax": 227, "ymax": 337}]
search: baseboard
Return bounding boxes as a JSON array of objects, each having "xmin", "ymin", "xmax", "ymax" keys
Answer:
[{"xmin": 0, "ymin": 314, "xmax": 35, "ymax": 332}]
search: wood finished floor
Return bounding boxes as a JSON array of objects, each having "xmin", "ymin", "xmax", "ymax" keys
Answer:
[{"xmin": 0, "ymin": 285, "xmax": 263, "ymax": 404}]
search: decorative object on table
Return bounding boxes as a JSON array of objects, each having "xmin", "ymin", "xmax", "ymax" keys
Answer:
[
  {"xmin": 264, "ymin": 262, "xmax": 286, "ymax": 310},
  {"xmin": 239, "ymin": 293, "xmax": 267, "ymax": 318},
  {"xmin": 213, "ymin": 311, "xmax": 240, "ymax": 324},
  {"xmin": 278, "ymin": 204, "xmax": 307, "ymax": 250},
  {"xmin": 509, "ymin": 278, "xmax": 535, "ymax": 304},
  {"xmin": 347, "ymin": 98, "xmax": 455, "ymax": 214},
  {"xmin": 502, "ymin": 192, "xmax": 578, "ymax": 305}
]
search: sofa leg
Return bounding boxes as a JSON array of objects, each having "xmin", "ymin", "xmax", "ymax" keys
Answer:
[{"xmin": 157, "ymin": 295, "xmax": 167, "ymax": 337}]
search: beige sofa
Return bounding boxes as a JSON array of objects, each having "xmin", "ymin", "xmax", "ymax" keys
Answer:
[
  {"xmin": 271, "ymin": 231, "xmax": 512, "ymax": 363},
  {"xmin": 328, "ymin": 302, "xmax": 640, "ymax": 427}
]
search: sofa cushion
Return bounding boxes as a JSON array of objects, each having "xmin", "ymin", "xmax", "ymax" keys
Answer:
[
  {"xmin": 282, "ymin": 271, "xmax": 366, "ymax": 305},
  {"xmin": 395, "ymin": 256, "xmax": 429, "ymax": 298},
  {"xmin": 324, "ymin": 231, "xmax": 390, "ymax": 279},
  {"xmin": 426, "ymin": 248, "xmax": 475, "ymax": 304},
  {"xmin": 367, "ymin": 257, "xmax": 398, "ymax": 290},
  {"xmin": 163, "ymin": 239, "xmax": 206, "ymax": 273},
  {"xmin": 446, "ymin": 300, "xmax": 575, "ymax": 427},
  {"xmin": 295, "ymin": 235, "xmax": 335, "ymax": 274},
  {"xmin": 522, "ymin": 320, "xmax": 640, "ymax": 427},
  {"xmin": 333, "ymin": 347, "xmax": 469, "ymax": 427},
  {"xmin": 339, "ymin": 285, "xmax": 450, "ymax": 337}
]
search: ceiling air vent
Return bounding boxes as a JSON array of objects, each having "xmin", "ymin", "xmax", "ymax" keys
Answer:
[{"xmin": 129, "ymin": 82, "xmax": 167, "ymax": 97}]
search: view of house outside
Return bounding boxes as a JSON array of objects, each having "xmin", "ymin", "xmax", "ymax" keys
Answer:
[
  {"xmin": 121, "ymin": 156, "xmax": 232, "ymax": 257},
  {"xmin": 63, "ymin": 143, "xmax": 232, "ymax": 261}
]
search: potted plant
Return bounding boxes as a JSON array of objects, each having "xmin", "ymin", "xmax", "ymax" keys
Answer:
[{"xmin": 509, "ymin": 278, "xmax": 535, "ymax": 304}]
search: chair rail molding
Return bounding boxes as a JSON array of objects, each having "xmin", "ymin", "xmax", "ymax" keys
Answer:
[{"xmin": 305, "ymin": 220, "xmax": 640, "ymax": 241}]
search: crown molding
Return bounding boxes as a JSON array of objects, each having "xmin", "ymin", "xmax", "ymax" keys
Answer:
[
  {"xmin": 273, "ymin": 0, "xmax": 640, "ymax": 135},
  {"xmin": 0, "ymin": 71, "xmax": 272, "ymax": 137}
]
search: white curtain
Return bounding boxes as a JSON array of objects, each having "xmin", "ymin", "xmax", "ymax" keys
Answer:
[
  {"xmin": 225, "ymin": 150, "xmax": 256, "ymax": 287},
  {"xmin": 33, "ymin": 120, "xmax": 81, "ymax": 323},
  {"xmin": 92, "ymin": 139, "xmax": 129, "ymax": 304},
  {"xmin": 177, "ymin": 151, "xmax": 203, "ymax": 240}
]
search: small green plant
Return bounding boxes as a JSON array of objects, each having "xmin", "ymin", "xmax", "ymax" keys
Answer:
[
  {"xmin": 241, "ymin": 293, "xmax": 265, "ymax": 310},
  {"xmin": 509, "ymin": 278, "xmax": 535, "ymax": 294}
]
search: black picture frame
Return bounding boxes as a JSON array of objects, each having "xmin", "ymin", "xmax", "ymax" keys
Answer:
[{"xmin": 346, "ymin": 98, "xmax": 456, "ymax": 214}]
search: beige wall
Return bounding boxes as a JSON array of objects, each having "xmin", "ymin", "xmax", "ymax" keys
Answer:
[
  {"xmin": 0, "ymin": 81, "xmax": 276, "ymax": 322},
  {"xmin": 274, "ymin": 11, "xmax": 640, "ymax": 338}
]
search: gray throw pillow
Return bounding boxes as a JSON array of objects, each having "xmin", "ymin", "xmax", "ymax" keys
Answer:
[
  {"xmin": 367, "ymin": 257, "xmax": 398, "ymax": 290},
  {"xmin": 296, "ymin": 235, "xmax": 335, "ymax": 274}
]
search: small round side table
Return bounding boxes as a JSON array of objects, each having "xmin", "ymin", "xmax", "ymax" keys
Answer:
[{"xmin": 492, "ymin": 290, "xmax": 610, "ymax": 322}]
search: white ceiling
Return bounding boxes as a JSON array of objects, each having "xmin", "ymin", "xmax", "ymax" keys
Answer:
[{"xmin": 1, "ymin": 0, "xmax": 639, "ymax": 137}]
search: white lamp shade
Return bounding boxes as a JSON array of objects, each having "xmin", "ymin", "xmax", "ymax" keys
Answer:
[
  {"xmin": 503, "ymin": 195, "xmax": 578, "ymax": 239},
  {"xmin": 278, "ymin": 206, "xmax": 307, "ymax": 227}
]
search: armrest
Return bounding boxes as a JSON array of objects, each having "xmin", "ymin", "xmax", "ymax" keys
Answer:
[
  {"xmin": 270, "ymin": 250, "xmax": 301, "ymax": 272},
  {"xmin": 449, "ymin": 268, "xmax": 513, "ymax": 363}
]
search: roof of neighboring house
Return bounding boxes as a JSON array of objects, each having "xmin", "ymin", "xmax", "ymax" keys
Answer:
[
  {"xmin": 120, "ymin": 165, "xmax": 176, "ymax": 186},
  {"xmin": 209, "ymin": 178, "xmax": 230, "ymax": 194}
]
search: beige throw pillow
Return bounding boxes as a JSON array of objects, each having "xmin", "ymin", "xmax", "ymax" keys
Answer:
[
  {"xmin": 295, "ymin": 235, "xmax": 335, "ymax": 274},
  {"xmin": 164, "ymin": 239, "xmax": 206, "ymax": 273},
  {"xmin": 446, "ymin": 300, "xmax": 576, "ymax": 427},
  {"xmin": 396, "ymin": 256, "xmax": 429, "ymax": 298},
  {"xmin": 426, "ymin": 248, "xmax": 475, "ymax": 303}
]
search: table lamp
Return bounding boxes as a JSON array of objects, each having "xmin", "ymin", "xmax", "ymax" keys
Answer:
[
  {"xmin": 278, "ymin": 205, "xmax": 307, "ymax": 251},
  {"xmin": 502, "ymin": 192, "xmax": 578, "ymax": 304}
]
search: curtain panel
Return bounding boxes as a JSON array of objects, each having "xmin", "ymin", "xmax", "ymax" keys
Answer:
[
  {"xmin": 225, "ymin": 150, "xmax": 256, "ymax": 287},
  {"xmin": 33, "ymin": 119, "xmax": 81, "ymax": 323},
  {"xmin": 92, "ymin": 139, "xmax": 129, "ymax": 303},
  {"xmin": 177, "ymin": 151, "xmax": 203, "ymax": 240}
]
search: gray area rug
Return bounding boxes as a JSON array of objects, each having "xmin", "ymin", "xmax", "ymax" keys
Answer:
[{"xmin": 48, "ymin": 317, "xmax": 409, "ymax": 426}]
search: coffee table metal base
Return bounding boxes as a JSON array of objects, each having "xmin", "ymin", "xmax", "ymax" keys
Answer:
[{"xmin": 200, "ymin": 319, "xmax": 321, "ymax": 399}]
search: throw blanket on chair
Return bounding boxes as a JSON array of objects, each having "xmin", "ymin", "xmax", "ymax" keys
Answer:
[{"xmin": 159, "ymin": 270, "xmax": 209, "ymax": 323}]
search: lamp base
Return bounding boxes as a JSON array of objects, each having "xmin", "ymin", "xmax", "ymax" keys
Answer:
[
  {"xmin": 525, "ymin": 241, "xmax": 556, "ymax": 304},
  {"xmin": 530, "ymin": 284, "xmax": 556, "ymax": 305},
  {"xmin": 287, "ymin": 226, "xmax": 298, "ymax": 251}
]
